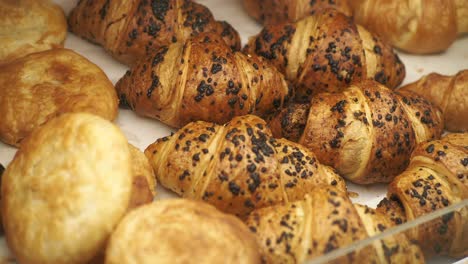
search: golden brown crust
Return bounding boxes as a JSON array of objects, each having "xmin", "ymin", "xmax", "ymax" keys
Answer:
[
  {"xmin": 68, "ymin": 0, "xmax": 240, "ymax": 66},
  {"xmin": 116, "ymin": 33, "xmax": 292, "ymax": 128},
  {"xmin": 378, "ymin": 133, "xmax": 468, "ymax": 257},
  {"xmin": 244, "ymin": 9, "xmax": 405, "ymax": 102},
  {"xmin": 351, "ymin": 0, "xmax": 466, "ymax": 54},
  {"xmin": 242, "ymin": 0, "xmax": 352, "ymax": 25},
  {"xmin": 105, "ymin": 199, "xmax": 261, "ymax": 264},
  {"xmin": 400, "ymin": 70, "xmax": 468, "ymax": 132},
  {"xmin": 245, "ymin": 187, "xmax": 424, "ymax": 263},
  {"xmin": 144, "ymin": 115, "xmax": 346, "ymax": 218},
  {"xmin": 0, "ymin": 48, "xmax": 119, "ymax": 147},
  {"xmin": 0, "ymin": 0, "xmax": 67, "ymax": 65},
  {"xmin": 128, "ymin": 144, "xmax": 157, "ymax": 210},
  {"xmin": 269, "ymin": 80, "xmax": 444, "ymax": 184},
  {"xmin": 1, "ymin": 113, "xmax": 132, "ymax": 264}
]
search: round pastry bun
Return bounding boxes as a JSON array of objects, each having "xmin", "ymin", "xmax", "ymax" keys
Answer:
[
  {"xmin": 105, "ymin": 199, "xmax": 261, "ymax": 264},
  {"xmin": 0, "ymin": 48, "xmax": 118, "ymax": 146},
  {"xmin": 0, "ymin": 0, "xmax": 67, "ymax": 64},
  {"xmin": 1, "ymin": 113, "xmax": 132, "ymax": 264}
]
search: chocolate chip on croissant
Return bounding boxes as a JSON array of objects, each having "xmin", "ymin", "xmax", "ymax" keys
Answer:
[
  {"xmin": 116, "ymin": 33, "xmax": 292, "ymax": 128},
  {"xmin": 144, "ymin": 115, "xmax": 346, "ymax": 218},
  {"xmin": 68, "ymin": 0, "xmax": 241, "ymax": 65},
  {"xmin": 269, "ymin": 80, "xmax": 444, "ymax": 184},
  {"xmin": 244, "ymin": 9, "xmax": 405, "ymax": 102}
]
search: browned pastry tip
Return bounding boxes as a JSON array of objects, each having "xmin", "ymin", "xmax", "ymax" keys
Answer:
[
  {"xmin": 377, "ymin": 133, "xmax": 468, "ymax": 257},
  {"xmin": 116, "ymin": 33, "xmax": 292, "ymax": 128},
  {"xmin": 128, "ymin": 144, "xmax": 157, "ymax": 210},
  {"xmin": 400, "ymin": 69, "xmax": 468, "ymax": 132},
  {"xmin": 68, "ymin": 0, "xmax": 241, "ymax": 65},
  {"xmin": 245, "ymin": 186, "xmax": 424, "ymax": 263},
  {"xmin": 105, "ymin": 199, "xmax": 261, "ymax": 264},
  {"xmin": 242, "ymin": 0, "xmax": 352, "ymax": 25},
  {"xmin": 269, "ymin": 80, "xmax": 444, "ymax": 184},
  {"xmin": 351, "ymin": 0, "xmax": 467, "ymax": 54},
  {"xmin": 144, "ymin": 114, "xmax": 346, "ymax": 218},
  {"xmin": 244, "ymin": 8, "xmax": 405, "ymax": 102}
]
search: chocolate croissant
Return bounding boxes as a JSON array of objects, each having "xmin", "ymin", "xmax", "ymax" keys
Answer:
[
  {"xmin": 245, "ymin": 186, "xmax": 424, "ymax": 263},
  {"xmin": 68, "ymin": 0, "xmax": 241, "ymax": 65},
  {"xmin": 144, "ymin": 115, "xmax": 346, "ymax": 218},
  {"xmin": 116, "ymin": 33, "xmax": 292, "ymax": 128},
  {"xmin": 244, "ymin": 9, "xmax": 405, "ymax": 102},
  {"xmin": 269, "ymin": 80, "xmax": 444, "ymax": 184},
  {"xmin": 377, "ymin": 133, "xmax": 468, "ymax": 257},
  {"xmin": 242, "ymin": 0, "xmax": 352, "ymax": 25}
]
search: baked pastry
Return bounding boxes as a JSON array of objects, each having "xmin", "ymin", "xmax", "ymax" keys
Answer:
[
  {"xmin": 116, "ymin": 33, "xmax": 292, "ymax": 128},
  {"xmin": 400, "ymin": 70, "xmax": 468, "ymax": 132},
  {"xmin": 0, "ymin": 0, "xmax": 67, "ymax": 65},
  {"xmin": 105, "ymin": 199, "xmax": 261, "ymax": 264},
  {"xmin": 269, "ymin": 80, "xmax": 444, "ymax": 184},
  {"xmin": 0, "ymin": 48, "xmax": 119, "ymax": 146},
  {"xmin": 128, "ymin": 144, "xmax": 157, "ymax": 210},
  {"xmin": 1, "ymin": 113, "xmax": 132, "ymax": 264},
  {"xmin": 68, "ymin": 0, "xmax": 241, "ymax": 65},
  {"xmin": 145, "ymin": 115, "xmax": 346, "ymax": 218},
  {"xmin": 245, "ymin": 186, "xmax": 424, "ymax": 263},
  {"xmin": 244, "ymin": 8, "xmax": 405, "ymax": 102},
  {"xmin": 243, "ymin": 0, "xmax": 352, "ymax": 25},
  {"xmin": 377, "ymin": 133, "xmax": 468, "ymax": 257},
  {"xmin": 351, "ymin": 0, "xmax": 468, "ymax": 54}
]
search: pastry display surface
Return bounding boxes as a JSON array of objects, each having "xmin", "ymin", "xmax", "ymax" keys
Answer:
[{"xmin": 0, "ymin": 0, "xmax": 466, "ymax": 263}]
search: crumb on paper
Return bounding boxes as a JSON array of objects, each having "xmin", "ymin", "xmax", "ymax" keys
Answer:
[
  {"xmin": 348, "ymin": 191, "xmax": 359, "ymax": 198},
  {"xmin": 416, "ymin": 68, "xmax": 424, "ymax": 73}
]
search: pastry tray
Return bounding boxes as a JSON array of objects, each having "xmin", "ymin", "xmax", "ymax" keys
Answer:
[{"xmin": 0, "ymin": 0, "xmax": 467, "ymax": 263}]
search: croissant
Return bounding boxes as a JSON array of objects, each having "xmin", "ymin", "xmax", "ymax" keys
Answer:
[
  {"xmin": 242, "ymin": 0, "xmax": 352, "ymax": 25},
  {"xmin": 116, "ymin": 33, "xmax": 292, "ymax": 128},
  {"xmin": 144, "ymin": 115, "xmax": 346, "ymax": 218},
  {"xmin": 351, "ymin": 0, "xmax": 468, "ymax": 54},
  {"xmin": 244, "ymin": 9, "xmax": 405, "ymax": 102},
  {"xmin": 377, "ymin": 133, "xmax": 468, "ymax": 257},
  {"xmin": 68, "ymin": 0, "xmax": 240, "ymax": 65},
  {"xmin": 105, "ymin": 199, "xmax": 261, "ymax": 264},
  {"xmin": 400, "ymin": 70, "xmax": 468, "ymax": 132},
  {"xmin": 245, "ymin": 186, "xmax": 424, "ymax": 263},
  {"xmin": 269, "ymin": 80, "xmax": 444, "ymax": 184}
]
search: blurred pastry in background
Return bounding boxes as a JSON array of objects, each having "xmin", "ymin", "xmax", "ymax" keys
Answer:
[
  {"xmin": 351, "ymin": 0, "xmax": 468, "ymax": 54},
  {"xmin": 0, "ymin": 0, "xmax": 67, "ymax": 65}
]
